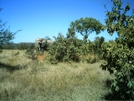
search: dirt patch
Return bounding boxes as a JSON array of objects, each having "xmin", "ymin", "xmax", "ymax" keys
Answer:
[{"xmin": 37, "ymin": 55, "xmax": 44, "ymax": 61}]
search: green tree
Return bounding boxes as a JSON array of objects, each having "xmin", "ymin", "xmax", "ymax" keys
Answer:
[
  {"xmin": 93, "ymin": 36, "xmax": 105, "ymax": 56},
  {"xmin": 69, "ymin": 17, "xmax": 104, "ymax": 41},
  {"xmin": 48, "ymin": 17, "xmax": 104, "ymax": 63},
  {"xmin": 101, "ymin": 0, "xmax": 134, "ymax": 100},
  {"xmin": 0, "ymin": 9, "xmax": 20, "ymax": 50},
  {"xmin": 2, "ymin": 42, "xmax": 17, "ymax": 50}
]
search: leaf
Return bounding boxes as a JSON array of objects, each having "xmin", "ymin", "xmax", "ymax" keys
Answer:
[
  {"xmin": 125, "ymin": 4, "xmax": 130, "ymax": 11},
  {"xmin": 127, "ymin": 81, "xmax": 132, "ymax": 88},
  {"xmin": 115, "ymin": 86, "xmax": 119, "ymax": 91}
]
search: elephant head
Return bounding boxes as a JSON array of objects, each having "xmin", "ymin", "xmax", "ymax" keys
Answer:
[{"xmin": 35, "ymin": 38, "xmax": 52, "ymax": 51}]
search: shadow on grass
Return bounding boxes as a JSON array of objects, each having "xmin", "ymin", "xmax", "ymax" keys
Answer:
[
  {"xmin": 104, "ymin": 92, "xmax": 130, "ymax": 100},
  {"xmin": 103, "ymin": 79, "xmax": 132, "ymax": 100},
  {"xmin": 103, "ymin": 79, "xmax": 114, "ymax": 100},
  {"xmin": 0, "ymin": 62, "xmax": 24, "ymax": 72}
]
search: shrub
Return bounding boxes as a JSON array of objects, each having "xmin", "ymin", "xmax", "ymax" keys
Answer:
[
  {"xmin": 86, "ymin": 54, "xmax": 98, "ymax": 64},
  {"xmin": 48, "ymin": 33, "xmax": 82, "ymax": 63},
  {"xmin": 48, "ymin": 30, "xmax": 103, "ymax": 63},
  {"xmin": 101, "ymin": 0, "xmax": 134, "ymax": 100}
]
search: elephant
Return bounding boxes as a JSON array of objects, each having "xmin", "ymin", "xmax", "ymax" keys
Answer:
[{"xmin": 35, "ymin": 38, "xmax": 53, "ymax": 51}]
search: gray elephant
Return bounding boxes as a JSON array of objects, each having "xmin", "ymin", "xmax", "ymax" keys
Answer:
[{"xmin": 35, "ymin": 38, "xmax": 53, "ymax": 51}]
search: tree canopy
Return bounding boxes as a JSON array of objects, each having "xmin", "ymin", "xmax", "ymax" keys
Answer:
[
  {"xmin": 0, "ymin": 9, "xmax": 21, "ymax": 49},
  {"xmin": 69, "ymin": 17, "xmax": 104, "ymax": 41},
  {"xmin": 101, "ymin": 0, "xmax": 134, "ymax": 100},
  {"xmin": 105, "ymin": 0, "xmax": 134, "ymax": 40}
]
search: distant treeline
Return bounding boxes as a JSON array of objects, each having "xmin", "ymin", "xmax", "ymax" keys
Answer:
[{"xmin": 2, "ymin": 42, "xmax": 35, "ymax": 50}]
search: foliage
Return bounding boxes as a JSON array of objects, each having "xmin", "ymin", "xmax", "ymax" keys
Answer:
[
  {"xmin": 92, "ymin": 36, "xmax": 105, "ymax": 57},
  {"xmin": 48, "ymin": 18, "xmax": 104, "ymax": 64},
  {"xmin": 101, "ymin": 0, "xmax": 134, "ymax": 100},
  {"xmin": 25, "ymin": 43, "xmax": 37, "ymax": 59},
  {"xmin": 0, "ymin": 20, "xmax": 16, "ymax": 49},
  {"xmin": 45, "ymin": 36, "xmax": 51, "ymax": 40},
  {"xmin": 102, "ymin": 41, "xmax": 134, "ymax": 100},
  {"xmin": 48, "ymin": 32, "xmax": 82, "ymax": 64},
  {"xmin": 86, "ymin": 54, "xmax": 98, "ymax": 64},
  {"xmin": 69, "ymin": 17, "xmax": 104, "ymax": 41},
  {"xmin": 17, "ymin": 42, "xmax": 34, "ymax": 50},
  {"xmin": 2, "ymin": 42, "xmax": 17, "ymax": 50},
  {"xmin": 80, "ymin": 36, "xmax": 105, "ymax": 63},
  {"xmin": 0, "ymin": 9, "xmax": 20, "ymax": 51}
]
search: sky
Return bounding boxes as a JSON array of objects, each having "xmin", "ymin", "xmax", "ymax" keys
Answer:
[{"xmin": 0, "ymin": 0, "xmax": 134, "ymax": 43}]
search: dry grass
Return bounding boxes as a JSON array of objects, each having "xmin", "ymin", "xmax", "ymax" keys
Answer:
[
  {"xmin": 0, "ymin": 50, "xmax": 31, "ymax": 66},
  {"xmin": 0, "ymin": 50, "xmax": 112, "ymax": 101},
  {"xmin": 37, "ymin": 55, "xmax": 44, "ymax": 61}
]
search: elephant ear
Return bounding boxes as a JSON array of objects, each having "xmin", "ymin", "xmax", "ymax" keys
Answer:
[
  {"xmin": 47, "ymin": 40, "xmax": 52, "ymax": 46},
  {"xmin": 41, "ymin": 39, "xmax": 47, "ymax": 47},
  {"xmin": 47, "ymin": 40, "xmax": 52, "ymax": 43}
]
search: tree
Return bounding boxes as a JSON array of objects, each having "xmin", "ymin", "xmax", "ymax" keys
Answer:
[
  {"xmin": 69, "ymin": 17, "xmax": 104, "ymax": 41},
  {"xmin": 0, "ymin": 9, "xmax": 20, "ymax": 50},
  {"xmin": 93, "ymin": 36, "xmax": 105, "ymax": 56},
  {"xmin": 45, "ymin": 36, "xmax": 51, "ymax": 40},
  {"xmin": 101, "ymin": 0, "xmax": 134, "ymax": 100}
]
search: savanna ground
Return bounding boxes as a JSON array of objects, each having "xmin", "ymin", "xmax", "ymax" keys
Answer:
[{"xmin": 0, "ymin": 50, "xmax": 112, "ymax": 101}]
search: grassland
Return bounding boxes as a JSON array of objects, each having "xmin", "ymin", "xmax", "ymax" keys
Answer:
[{"xmin": 0, "ymin": 50, "xmax": 112, "ymax": 101}]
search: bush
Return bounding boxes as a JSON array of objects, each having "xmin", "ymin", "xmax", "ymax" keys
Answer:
[
  {"xmin": 101, "ymin": 41, "xmax": 134, "ymax": 100},
  {"xmin": 86, "ymin": 54, "xmax": 98, "ymax": 64},
  {"xmin": 17, "ymin": 43, "xmax": 34, "ymax": 50},
  {"xmin": 48, "ymin": 30, "xmax": 104, "ymax": 64},
  {"xmin": 101, "ymin": 0, "xmax": 134, "ymax": 100},
  {"xmin": 48, "ymin": 33, "xmax": 82, "ymax": 63}
]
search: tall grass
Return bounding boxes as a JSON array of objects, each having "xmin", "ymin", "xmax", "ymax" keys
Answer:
[{"xmin": 0, "ymin": 50, "xmax": 112, "ymax": 101}]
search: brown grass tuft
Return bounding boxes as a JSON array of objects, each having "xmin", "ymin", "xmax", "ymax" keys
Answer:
[{"xmin": 37, "ymin": 55, "xmax": 44, "ymax": 61}]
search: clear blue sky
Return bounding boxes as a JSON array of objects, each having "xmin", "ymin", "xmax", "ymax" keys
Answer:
[{"xmin": 0, "ymin": 0, "xmax": 134, "ymax": 43}]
